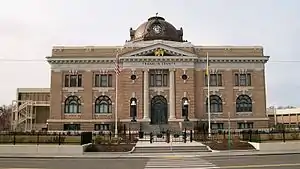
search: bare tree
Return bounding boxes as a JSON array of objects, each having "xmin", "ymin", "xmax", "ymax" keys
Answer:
[{"xmin": 0, "ymin": 105, "xmax": 11, "ymax": 131}]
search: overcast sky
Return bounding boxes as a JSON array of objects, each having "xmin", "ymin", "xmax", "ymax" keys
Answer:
[{"xmin": 0, "ymin": 0, "xmax": 299, "ymax": 107}]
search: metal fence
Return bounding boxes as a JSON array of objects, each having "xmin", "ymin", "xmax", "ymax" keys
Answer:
[
  {"xmin": 193, "ymin": 129, "xmax": 300, "ymax": 143},
  {"xmin": 0, "ymin": 131, "xmax": 139, "ymax": 145},
  {"xmin": 1, "ymin": 129, "xmax": 299, "ymax": 145},
  {"xmin": 0, "ymin": 132, "xmax": 81, "ymax": 145}
]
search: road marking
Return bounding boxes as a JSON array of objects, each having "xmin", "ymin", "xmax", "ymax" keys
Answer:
[
  {"xmin": 145, "ymin": 157, "xmax": 220, "ymax": 169},
  {"xmin": 220, "ymin": 163, "xmax": 300, "ymax": 168},
  {"xmin": 0, "ymin": 168, "xmax": 44, "ymax": 169},
  {"xmin": 162, "ymin": 156, "xmax": 182, "ymax": 159}
]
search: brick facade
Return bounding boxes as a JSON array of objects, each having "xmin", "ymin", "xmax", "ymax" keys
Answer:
[{"xmin": 45, "ymin": 42, "xmax": 270, "ymax": 132}]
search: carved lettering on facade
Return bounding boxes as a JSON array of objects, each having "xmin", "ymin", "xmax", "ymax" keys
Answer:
[{"xmin": 143, "ymin": 62, "xmax": 176, "ymax": 66}]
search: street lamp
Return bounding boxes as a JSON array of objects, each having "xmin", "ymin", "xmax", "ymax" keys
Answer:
[
  {"xmin": 183, "ymin": 99, "xmax": 189, "ymax": 121},
  {"xmin": 130, "ymin": 100, "xmax": 137, "ymax": 122}
]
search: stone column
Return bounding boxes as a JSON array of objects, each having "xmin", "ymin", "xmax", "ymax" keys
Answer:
[
  {"xmin": 143, "ymin": 70, "xmax": 149, "ymax": 119},
  {"xmin": 169, "ymin": 69, "xmax": 176, "ymax": 120}
]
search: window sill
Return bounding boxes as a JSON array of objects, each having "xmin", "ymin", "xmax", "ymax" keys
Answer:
[
  {"xmin": 149, "ymin": 87, "xmax": 169, "ymax": 89},
  {"xmin": 92, "ymin": 87, "xmax": 115, "ymax": 91},
  {"xmin": 205, "ymin": 112, "xmax": 223, "ymax": 114},
  {"xmin": 233, "ymin": 86, "xmax": 254, "ymax": 90},
  {"xmin": 64, "ymin": 114, "xmax": 81, "ymax": 119},
  {"xmin": 94, "ymin": 113, "xmax": 113, "ymax": 116},
  {"xmin": 63, "ymin": 87, "xmax": 84, "ymax": 92},
  {"xmin": 236, "ymin": 112, "xmax": 252, "ymax": 114},
  {"xmin": 203, "ymin": 87, "xmax": 225, "ymax": 89}
]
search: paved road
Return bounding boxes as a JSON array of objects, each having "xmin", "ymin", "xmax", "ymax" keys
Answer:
[
  {"xmin": 1, "ymin": 154, "xmax": 300, "ymax": 169},
  {"xmin": 0, "ymin": 158, "xmax": 147, "ymax": 169},
  {"xmin": 203, "ymin": 154, "xmax": 300, "ymax": 169}
]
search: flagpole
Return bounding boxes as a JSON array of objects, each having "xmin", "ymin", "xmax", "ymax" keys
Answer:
[
  {"xmin": 114, "ymin": 49, "xmax": 121, "ymax": 138},
  {"xmin": 114, "ymin": 72, "xmax": 118, "ymax": 138},
  {"xmin": 206, "ymin": 52, "xmax": 211, "ymax": 137}
]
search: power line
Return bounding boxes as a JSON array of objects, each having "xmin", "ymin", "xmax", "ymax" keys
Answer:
[{"xmin": 0, "ymin": 59, "xmax": 46, "ymax": 62}]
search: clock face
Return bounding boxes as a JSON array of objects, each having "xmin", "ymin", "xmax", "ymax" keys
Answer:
[{"xmin": 152, "ymin": 24, "xmax": 162, "ymax": 34}]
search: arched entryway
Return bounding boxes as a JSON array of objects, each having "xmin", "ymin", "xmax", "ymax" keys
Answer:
[{"xmin": 151, "ymin": 95, "xmax": 168, "ymax": 124}]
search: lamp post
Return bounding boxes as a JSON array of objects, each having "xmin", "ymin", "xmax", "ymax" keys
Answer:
[
  {"xmin": 183, "ymin": 100, "xmax": 189, "ymax": 121},
  {"xmin": 130, "ymin": 100, "xmax": 137, "ymax": 122}
]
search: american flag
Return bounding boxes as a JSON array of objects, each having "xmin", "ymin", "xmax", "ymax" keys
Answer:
[{"xmin": 114, "ymin": 50, "xmax": 121, "ymax": 75}]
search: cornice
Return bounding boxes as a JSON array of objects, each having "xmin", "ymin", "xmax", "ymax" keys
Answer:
[
  {"xmin": 47, "ymin": 56, "xmax": 269, "ymax": 64},
  {"xmin": 47, "ymin": 58, "xmax": 115, "ymax": 64}
]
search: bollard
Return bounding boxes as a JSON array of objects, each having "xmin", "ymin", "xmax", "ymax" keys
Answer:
[
  {"xmin": 150, "ymin": 132, "xmax": 153, "ymax": 144},
  {"xmin": 13, "ymin": 132, "xmax": 16, "ymax": 145},
  {"xmin": 58, "ymin": 132, "xmax": 61, "ymax": 145},
  {"xmin": 183, "ymin": 128, "xmax": 187, "ymax": 143},
  {"xmin": 283, "ymin": 129, "xmax": 286, "ymax": 142},
  {"xmin": 166, "ymin": 130, "xmax": 170, "ymax": 143}
]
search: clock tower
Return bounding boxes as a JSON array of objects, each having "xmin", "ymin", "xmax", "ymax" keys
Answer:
[{"xmin": 129, "ymin": 15, "xmax": 184, "ymax": 42}]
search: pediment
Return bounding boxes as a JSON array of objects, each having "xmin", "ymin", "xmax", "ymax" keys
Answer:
[{"xmin": 122, "ymin": 43, "xmax": 196, "ymax": 57}]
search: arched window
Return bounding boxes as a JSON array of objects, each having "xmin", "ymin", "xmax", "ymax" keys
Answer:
[
  {"xmin": 95, "ymin": 95, "xmax": 112, "ymax": 114},
  {"xmin": 130, "ymin": 98, "xmax": 137, "ymax": 117},
  {"xmin": 236, "ymin": 95, "xmax": 252, "ymax": 112},
  {"xmin": 64, "ymin": 96, "xmax": 81, "ymax": 114},
  {"xmin": 206, "ymin": 95, "xmax": 223, "ymax": 113}
]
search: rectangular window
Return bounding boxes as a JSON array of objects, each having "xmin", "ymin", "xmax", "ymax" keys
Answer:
[
  {"xmin": 149, "ymin": 69, "xmax": 169, "ymax": 87},
  {"xmin": 212, "ymin": 123, "xmax": 224, "ymax": 130},
  {"xmin": 70, "ymin": 75, "xmax": 77, "ymax": 87},
  {"xmin": 156, "ymin": 74, "xmax": 162, "ymax": 86},
  {"xmin": 238, "ymin": 122, "xmax": 253, "ymax": 129},
  {"xmin": 64, "ymin": 74, "xmax": 82, "ymax": 87},
  {"xmin": 163, "ymin": 74, "xmax": 168, "ymax": 86},
  {"xmin": 64, "ymin": 75, "xmax": 69, "ymax": 87},
  {"xmin": 205, "ymin": 74, "xmax": 222, "ymax": 86},
  {"xmin": 94, "ymin": 124, "xmax": 110, "ymax": 131},
  {"xmin": 77, "ymin": 75, "xmax": 82, "ymax": 87},
  {"xmin": 94, "ymin": 74, "xmax": 112, "ymax": 87},
  {"xmin": 63, "ymin": 124, "xmax": 80, "ymax": 131},
  {"xmin": 235, "ymin": 73, "xmax": 251, "ymax": 86},
  {"xmin": 150, "ymin": 74, "xmax": 155, "ymax": 86},
  {"xmin": 95, "ymin": 74, "xmax": 100, "ymax": 87}
]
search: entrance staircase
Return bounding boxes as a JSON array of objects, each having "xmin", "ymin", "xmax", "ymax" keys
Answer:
[{"xmin": 133, "ymin": 141, "xmax": 212, "ymax": 153}]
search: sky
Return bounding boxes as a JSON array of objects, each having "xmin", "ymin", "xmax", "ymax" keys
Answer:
[{"xmin": 0, "ymin": 0, "xmax": 299, "ymax": 107}]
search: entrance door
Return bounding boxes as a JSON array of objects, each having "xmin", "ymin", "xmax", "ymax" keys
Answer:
[{"xmin": 151, "ymin": 95, "xmax": 168, "ymax": 124}]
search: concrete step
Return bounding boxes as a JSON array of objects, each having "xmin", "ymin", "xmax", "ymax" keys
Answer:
[{"xmin": 133, "ymin": 146, "xmax": 211, "ymax": 153}]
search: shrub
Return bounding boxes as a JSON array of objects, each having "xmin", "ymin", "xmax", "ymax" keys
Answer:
[
  {"xmin": 291, "ymin": 133, "xmax": 299, "ymax": 140},
  {"xmin": 269, "ymin": 134, "xmax": 274, "ymax": 140},
  {"xmin": 157, "ymin": 134, "xmax": 163, "ymax": 138},
  {"xmin": 174, "ymin": 134, "xmax": 179, "ymax": 138},
  {"xmin": 95, "ymin": 136, "xmax": 121, "ymax": 144}
]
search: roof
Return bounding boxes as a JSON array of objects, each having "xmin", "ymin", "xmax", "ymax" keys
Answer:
[{"xmin": 267, "ymin": 107, "xmax": 300, "ymax": 115}]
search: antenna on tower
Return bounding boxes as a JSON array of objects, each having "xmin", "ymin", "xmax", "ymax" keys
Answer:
[{"xmin": 155, "ymin": 12, "xmax": 158, "ymax": 17}]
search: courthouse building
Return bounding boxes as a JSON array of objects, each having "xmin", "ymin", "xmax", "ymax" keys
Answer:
[{"xmin": 12, "ymin": 16, "xmax": 270, "ymax": 132}]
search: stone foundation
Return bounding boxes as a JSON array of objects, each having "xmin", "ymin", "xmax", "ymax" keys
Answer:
[{"xmin": 47, "ymin": 120, "xmax": 269, "ymax": 132}]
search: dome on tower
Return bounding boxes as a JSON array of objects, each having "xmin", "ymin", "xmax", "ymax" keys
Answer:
[{"xmin": 129, "ymin": 16, "xmax": 184, "ymax": 42}]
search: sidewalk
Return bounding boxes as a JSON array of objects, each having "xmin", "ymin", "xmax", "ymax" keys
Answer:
[{"xmin": 0, "ymin": 150, "xmax": 300, "ymax": 159}]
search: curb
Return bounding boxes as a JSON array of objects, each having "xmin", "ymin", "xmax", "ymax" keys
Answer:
[
  {"xmin": 197, "ymin": 152, "xmax": 300, "ymax": 158},
  {"xmin": 0, "ymin": 156, "xmax": 148, "ymax": 159},
  {"xmin": 1, "ymin": 152, "xmax": 300, "ymax": 159}
]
